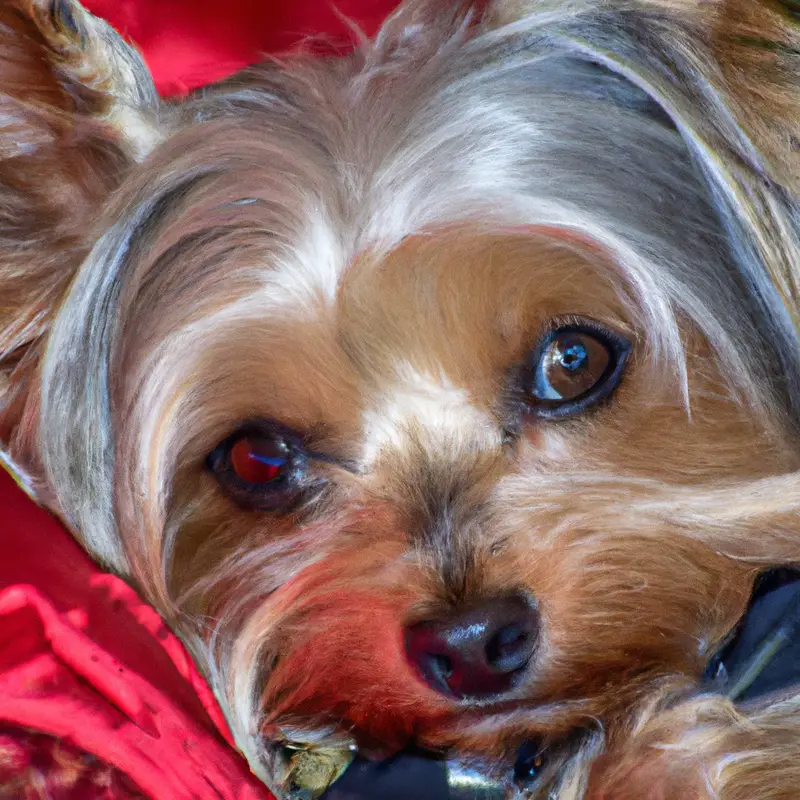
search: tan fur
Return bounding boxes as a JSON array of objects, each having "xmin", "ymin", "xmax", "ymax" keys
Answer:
[
  {"xmin": 586, "ymin": 687, "xmax": 800, "ymax": 799},
  {"xmin": 1, "ymin": 0, "xmax": 800, "ymax": 797}
]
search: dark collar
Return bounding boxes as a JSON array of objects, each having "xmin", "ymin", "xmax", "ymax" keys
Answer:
[{"xmin": 704, "ymin": 568, "xmax": 800, "ymax": 701}]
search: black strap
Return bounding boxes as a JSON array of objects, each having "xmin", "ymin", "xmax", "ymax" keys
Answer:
[{"xmin": 704, "ymin": 569, "xmax": 800, "ymax": 701}]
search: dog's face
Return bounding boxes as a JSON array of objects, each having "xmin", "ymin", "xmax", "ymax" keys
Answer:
[
  {"xmin": 41, "ymin": 120, "xmax": 796, "ymax": 786},
  {"xmin": 153, "ymin": 226, "xmax": 787, "ymax": 757},
  {"xmin": 4, "ymin": 0, "xmax": 800, "ymax": 796}
]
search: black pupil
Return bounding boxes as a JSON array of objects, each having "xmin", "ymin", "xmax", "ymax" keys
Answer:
[
  {"xmin": 514, "ymin": 740, "xmax": 545, "ymax": 783},
  {"xmin": 559, "ymin": 340, "xmax": 588, "ymax": 371}
]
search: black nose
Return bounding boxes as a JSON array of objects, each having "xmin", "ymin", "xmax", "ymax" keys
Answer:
[{"xmin": 404, "ymin": 595, "xmax": 539, "ymax": 700}]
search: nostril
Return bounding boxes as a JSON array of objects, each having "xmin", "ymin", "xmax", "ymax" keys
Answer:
[
  {"xmin": 404, "ymin": 594, "xmax": 539, "ymax": 700},
  {"xmin": 485, "ymin": 623, "xmax": 534, "ymax": 673},
  {"xmin": 430, "ymin": 653, "xmax": 453, "ymax": 681}
]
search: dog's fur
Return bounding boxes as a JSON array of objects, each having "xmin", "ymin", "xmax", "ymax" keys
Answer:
[{"xmin": 1, "ymin": 0, "xmax": 800, "ymax": 796}]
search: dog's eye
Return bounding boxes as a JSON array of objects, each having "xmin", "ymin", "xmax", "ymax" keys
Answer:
[
  {"xmin": 514, "ymin": 740, "xmax": 547, "ymax": 785},
  {"xmin": 207, "ymin": 425, "xmax": 307, "ymax": 511},
  {"xmin": 230, "ymin": 435, "xmax": 289, "ymax": 484},
  {"xmin": 527, "ymin": 323, "xmax": 630, "ymax": 417}
]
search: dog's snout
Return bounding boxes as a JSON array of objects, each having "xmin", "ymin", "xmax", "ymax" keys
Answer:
[{"xmin": 404, "ymin": 595, "xmax": 538, "ymax": 700}]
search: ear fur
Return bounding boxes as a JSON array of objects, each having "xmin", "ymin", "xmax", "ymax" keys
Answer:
[
  {"xmin": 0, "ymin": 0, "xmax": 161, "ymax": 451},
  {"xmin": 492, "ymin": 0, "xmax": 800, "ymax": 181}
]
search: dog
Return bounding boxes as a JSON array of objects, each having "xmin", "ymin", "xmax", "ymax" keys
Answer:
[{"xmin": 1, "ymin": 0, "xmax": 800, "ymax": 796}]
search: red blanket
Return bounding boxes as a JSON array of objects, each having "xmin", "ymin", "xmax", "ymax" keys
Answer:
[
  {"xmin": 0, "ymin": 2, "xmax": 399, "ymax": 796},
  {"xmin": 83, "ymin": 0, "xmax": 397, "ymax": 96},
  {"xmin": 0, "ymin": 468, "xmax": 271, "ymax": 798}
]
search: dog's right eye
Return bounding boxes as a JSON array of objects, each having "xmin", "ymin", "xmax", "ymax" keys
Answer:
[
  {"xmin": 206, "ymin": 424, "xmax": 308, "ymax": 511},
  {"xmin": 525, "ymin": 320, "xmax": 631, "ymax": 419}
]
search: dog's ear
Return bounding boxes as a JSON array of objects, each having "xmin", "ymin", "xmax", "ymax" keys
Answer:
[
  {"xmin": 17, "ymin": 0, "xmax": 161, "ymax": 155},
  {"xmin": 0, "ymin": 0, "xmax": 160, "ymax": 447},
  {"xmin": 710, "ymin": 0, "xmax": 800, "ymax": 192}
]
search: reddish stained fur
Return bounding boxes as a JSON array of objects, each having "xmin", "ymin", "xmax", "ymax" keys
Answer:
[{"xmin": 262, "ymin": 555, "xmax": 455, "ymax": 752}]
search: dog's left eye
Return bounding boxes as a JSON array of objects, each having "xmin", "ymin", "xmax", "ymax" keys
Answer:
[
  {"xmin": 527, "ymin": 322, "xmax": 630, "ymax": 417},
  {"xmin": 207, "ymin": 425, "xmax": 307, "ymax": 511},
  {"xmin": 230, "ymin": 435, "xmax": 290, "ymax": 484}
]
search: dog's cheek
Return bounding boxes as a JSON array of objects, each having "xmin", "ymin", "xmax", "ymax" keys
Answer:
[
  {"xmin": 259, "ymin": 550, "xmax": 455, "ymax": 752},
  {"xmin": 587, "ymin": 750, "xmax": 707, "ymax": 800},
  {"xmin": 494, "ymin": 517, "xmax": 752, "ymax": 696}
]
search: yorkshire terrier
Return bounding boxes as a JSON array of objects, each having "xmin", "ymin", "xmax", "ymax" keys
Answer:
[{"xmin": 1, "ymin": 0, "xmax": 800, "ymax": 796}]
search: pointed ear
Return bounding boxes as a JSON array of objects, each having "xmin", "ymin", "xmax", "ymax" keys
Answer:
[
  {"xmin": 0, "ymin": 0, "xmax": 161, "ymax": 451},
  {"xmin": 16, "ymin": 0, "xmax": 161, "ymax": 157}
]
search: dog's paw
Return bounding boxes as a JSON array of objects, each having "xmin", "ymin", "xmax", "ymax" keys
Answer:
[{"xmin": 589, "ymin": 690, "xmax": 800, "ymax": 800}]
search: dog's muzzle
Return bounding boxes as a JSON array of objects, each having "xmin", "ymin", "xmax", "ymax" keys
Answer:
[{"xmin": 287, "ymin": 568, "xmax": 800, "ymax": 799}]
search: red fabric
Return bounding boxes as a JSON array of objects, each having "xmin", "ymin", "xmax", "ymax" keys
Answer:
[
  {"xmin": 83, "ymin": 0, "xmax": 400, "ymax": 96},
  {"xmin": 0, "ymin": 724, "xmax": 147, "ymax": 798},
  {"xmin": 0, "ymin": 468, "xmax": 271, "ymax": 799}
]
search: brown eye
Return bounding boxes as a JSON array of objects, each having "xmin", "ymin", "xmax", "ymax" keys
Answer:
[
  {"xmin": 528, "ymin": 323, "xmax": 630, "ymax": 417},
  {"xmin": 207, "ymin": 424, "xmax": 308, "ymax": 511}
]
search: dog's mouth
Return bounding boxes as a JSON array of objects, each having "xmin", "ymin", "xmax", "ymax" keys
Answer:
[
  {"xmin": 278, "ymin": 739, "xmax": 553, "ymax": 800},
  {"xmin": 273, "ymin": 722, "xmax": 602, "ymax": 800}
]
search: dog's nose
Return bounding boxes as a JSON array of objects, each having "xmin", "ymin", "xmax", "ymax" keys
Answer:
[{"xmin": 404, "ymin": 595, "xmax": 538, "ymax": 700}]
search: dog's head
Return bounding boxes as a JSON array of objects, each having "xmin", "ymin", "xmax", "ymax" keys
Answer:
[{"xmin": 3, "ymin": 0, "xmax": 800, "ymax": 795}]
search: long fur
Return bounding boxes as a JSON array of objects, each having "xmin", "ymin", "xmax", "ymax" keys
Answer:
[{"xmin": 2, "ymin": 0, "xmax": 800, "ymax": 796}]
